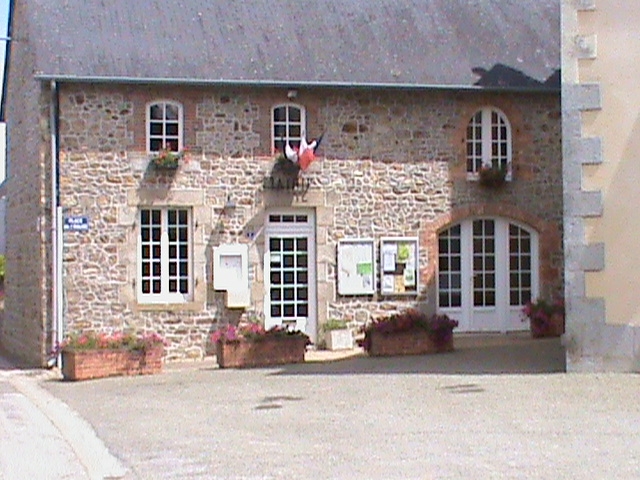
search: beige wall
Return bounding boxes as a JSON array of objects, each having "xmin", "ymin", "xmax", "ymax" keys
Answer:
[{"xmin": 578, "ymin": 3, "xmax": 640, "ymax": 325}]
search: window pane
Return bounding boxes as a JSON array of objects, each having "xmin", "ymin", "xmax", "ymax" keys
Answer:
[
  {"xmin": 289, "ymin": 125, "xmax": 301, "ymax": 137},
  {"xmin": 150, "ymin": 123, "xmax": 163, "ymax": 135},
  {"xmin": 165, "ymin": 104, "xmax": 179, "ymax": 120},
  {"xmin": 289, "ymin": 107, "xmax": 301, "ymax": 122},
  {"xmin": 166, "ymin": 123, "xmax": 179, "ymax": 136},
  {"xmin": 273, "ymin": 107, "xmax": 286, "ymax": 122},
  {"xmin": 150, "ymin": 139, "xmax": 163, "ymax": 152},
  {"xmin": 150, "ymin": 104, "xmax": 163, "ymax": 120}
]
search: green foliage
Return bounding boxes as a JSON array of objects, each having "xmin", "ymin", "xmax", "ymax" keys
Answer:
[
  {"xmin": 321, "ymin": 318, "xmax": 348, "ymax": 333},
  {"xmin": 0, "ymin": 254, "xmax": 5, "ymax": 279}
]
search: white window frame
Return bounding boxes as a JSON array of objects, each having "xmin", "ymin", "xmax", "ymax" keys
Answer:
[
  {"xmin": 466, "ymin": 107, "xmax": 512, "ymax": 181},
  {"xmin": 271, "ymin": 103, "xmax": 305, "ymax": 154},
  {"xmin": 146, "ymin": 100, "xmax": 184, "ymax": 154},
  {"xmin": 137, "ymin": 207, "xmax": 193, "ymax": 304}
]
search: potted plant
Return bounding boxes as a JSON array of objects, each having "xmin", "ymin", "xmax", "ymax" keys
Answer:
[
  {"xmin": 362, "ymin": 308, "xmax": 458, "ymax": 356},
  {"xmin": 59, "ymin": 331, "xmax": 166, "ymax": 381},
  {"xmin": 150, "ymin": 148, "xmax": 185, "ymax": 170},
  {"xmin": 212, "ymin": 319, "xmax": 310, "ymax": 368},
  {"xmin": 478, "ymin": 164, "xmax": 508, "ymax": 188},
  {"xmin": 321, "ymin": 318, "xmax": 353, "ymax": 351},
  {"xmin": 522, "ymin": 298, "xmax": 565, "ymax": 338}
]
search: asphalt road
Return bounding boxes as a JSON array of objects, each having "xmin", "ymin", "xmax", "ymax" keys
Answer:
[{"xmin": 38, "ymin": 338, "xmax": 640, "ymax": 480}]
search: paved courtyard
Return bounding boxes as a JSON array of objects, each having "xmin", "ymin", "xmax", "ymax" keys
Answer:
[{"xmin": 29, "ymin": 336, "xmax": 640, "ymax": 479}]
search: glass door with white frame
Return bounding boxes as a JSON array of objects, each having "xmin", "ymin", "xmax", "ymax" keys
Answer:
[
  {"xmin": 264, "ymin": 210, "xmax": 317, "ymax": 342},
  {"xmin": 438, "ymin": 218, "xmax": 538, "ymax": 332}
]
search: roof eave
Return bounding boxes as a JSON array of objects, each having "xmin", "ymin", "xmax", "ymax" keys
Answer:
[{"xmin": 33, "ymin": 74, "xmax": 561, "ymax": 94}]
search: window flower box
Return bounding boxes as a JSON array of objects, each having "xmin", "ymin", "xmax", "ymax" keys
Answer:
[
  {"xmin": 150, "ymin": 149, "xmax": 184, "ymax": 171},
  {"xmin": 478, "ymin": 164, "xmax": 508, "ymax": 188}
]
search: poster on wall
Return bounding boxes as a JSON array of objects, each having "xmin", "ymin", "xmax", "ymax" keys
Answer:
[
  {"xmin": 337, "ymin": 239, "xmax": 376, "ymax": 295},
  {"xmin": 379, "ymin": 237, "xmax": 419, "ymax": 295}
]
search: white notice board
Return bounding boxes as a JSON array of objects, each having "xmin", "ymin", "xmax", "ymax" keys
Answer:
[{"xmin": 337, "ymin": 238, "xmax": 375, "ymax": 295}]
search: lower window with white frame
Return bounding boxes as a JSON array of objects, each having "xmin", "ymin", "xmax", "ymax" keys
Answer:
[{"xmin": 138, "ymin": 207, "xmax": 192, "ymax": 303}]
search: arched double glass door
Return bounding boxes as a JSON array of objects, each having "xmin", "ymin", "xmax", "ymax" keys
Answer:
[{"xmin": 437, "ymin": 218, "xmax": 539, "ymax": 332}]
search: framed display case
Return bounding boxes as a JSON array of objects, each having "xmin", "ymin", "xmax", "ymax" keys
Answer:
[
  {"xmin": 379, "ymin": 237, "xmax": 419, "ymax": 295},
  {"xmin": 336, "ymin": 238, "xmax": 376, "ymax": 295}
]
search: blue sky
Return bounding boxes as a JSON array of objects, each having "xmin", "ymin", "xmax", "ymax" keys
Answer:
[{"xmin": 0, "ymin": 0, "xmax": 8, "ymax": 93}]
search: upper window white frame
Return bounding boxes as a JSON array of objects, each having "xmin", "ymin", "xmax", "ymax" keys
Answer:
[
  {"xmin": 147, "ymin": 100, "xmax": 183, "ymax": 153},
  {"xmin": 466, "ymin": 107, "xmax": 512, "ymax": 180},
  {"xmin": 272, "ymin": 103, "xmax": 305, "ymax": 154}
]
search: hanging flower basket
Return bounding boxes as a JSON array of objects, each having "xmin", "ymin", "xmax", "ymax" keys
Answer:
[{"xmin": 478, "ymin": 165, "xmax": 508, "ymax": 188}]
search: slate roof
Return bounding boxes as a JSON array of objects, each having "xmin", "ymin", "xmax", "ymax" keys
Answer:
[{"xmin": 22, "ymin": 0, "xmax": 559, "ymax": 90}]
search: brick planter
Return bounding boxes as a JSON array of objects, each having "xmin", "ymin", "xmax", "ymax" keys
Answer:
[
  {"xmin": 530, "ymin": 313, "xmax": 565, "ymax": 338},
  {"xmin": 61, "ymin": 347, "xmax": 163, "ymax": 381},
  {"xmin": 365, "ymin": 329, "xmax": 454, "ymax": 357},
  {"xmin": 216, "ymin": 335, "xmax": 308, "ymax": 368}
]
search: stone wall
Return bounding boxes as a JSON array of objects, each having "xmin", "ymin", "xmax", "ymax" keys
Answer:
[{"xmin": 54, "ymin": 83, "xmax": 562, "ymax": 360}]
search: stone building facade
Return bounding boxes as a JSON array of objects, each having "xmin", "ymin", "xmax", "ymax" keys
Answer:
[
  {"xmin": 48, "ymin": 83, "xmax": 562, "ymax": 360},
  {"xmin": 0, "ymin": 0, "xmax": 561, "ymax": 366}
]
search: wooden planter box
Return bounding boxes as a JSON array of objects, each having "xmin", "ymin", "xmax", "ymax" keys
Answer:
[
  {"xmin": 216, "ymin": 335, "xmax": 308, "ymax": 368},
  {"xmin": 531, "ymin": 313, "xmax": 565, "ymax": 338},
  {"xmin": 61, "ymin": 347, "xmax": 163, "ymax": 381},
  {"xmin": 366, "ymin": 329, "xmax": 454, "ymax": 357}
]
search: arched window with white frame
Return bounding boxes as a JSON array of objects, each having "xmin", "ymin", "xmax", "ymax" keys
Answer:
[
  {"xmin": 466, "ymin": 107, "xmax": 512, "ymax": 179},
  {"xmin": 272, "ymin": 104, "xmax": 305, "ymax": 153},
  {"xmin": 147, "ymin": 100, "xmax": 183, "ymax": 153}
]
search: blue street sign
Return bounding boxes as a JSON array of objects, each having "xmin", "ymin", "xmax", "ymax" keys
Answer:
[{"xmin": 64, "ymin": 216, "xmax": 90, "ymax": 231}]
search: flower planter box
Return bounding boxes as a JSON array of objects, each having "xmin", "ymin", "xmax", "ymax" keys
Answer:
[
  {"xmin": 531, "ymin": 313, "xmax": 565, "ymax": 338},
  {"xmin": 216, "ymin": 336, "xmax": 308, "ymax": 368},
  {"xmin": 61, "ymin": 347, "xmax": 163, "ymax": 381},
  {"xmin": 324, "ymin": 329, "xmax": 353, "ymax": 351},
  {"xmin": 365, "ymin": 329, "xmax": 454, "ymax": 357}
]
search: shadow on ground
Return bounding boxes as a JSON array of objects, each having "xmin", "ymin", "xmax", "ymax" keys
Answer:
[{"xmin": 271, "ymin": 337, "xmax": 565, "ymax": 376}]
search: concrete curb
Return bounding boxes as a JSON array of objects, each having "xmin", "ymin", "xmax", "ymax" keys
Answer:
[{"xmin": 9, "ymin": 375, "xmax": 129, "ymax": 480}]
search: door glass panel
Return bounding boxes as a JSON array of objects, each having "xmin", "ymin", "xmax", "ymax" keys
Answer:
[
  {"xmin": 509, "ymin": 224, "xmax": 533, "ymax": 306},
  {"xmin": 472, "ymin": 219, "xmax": 496, "ymax": 307},
  {"xmin": 437, "ymin": 225, "xmax": 462, "ymax": 308},
  {"xmin": 268, "ymin": 235, "xmax": 310, "ymax": 326}
]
